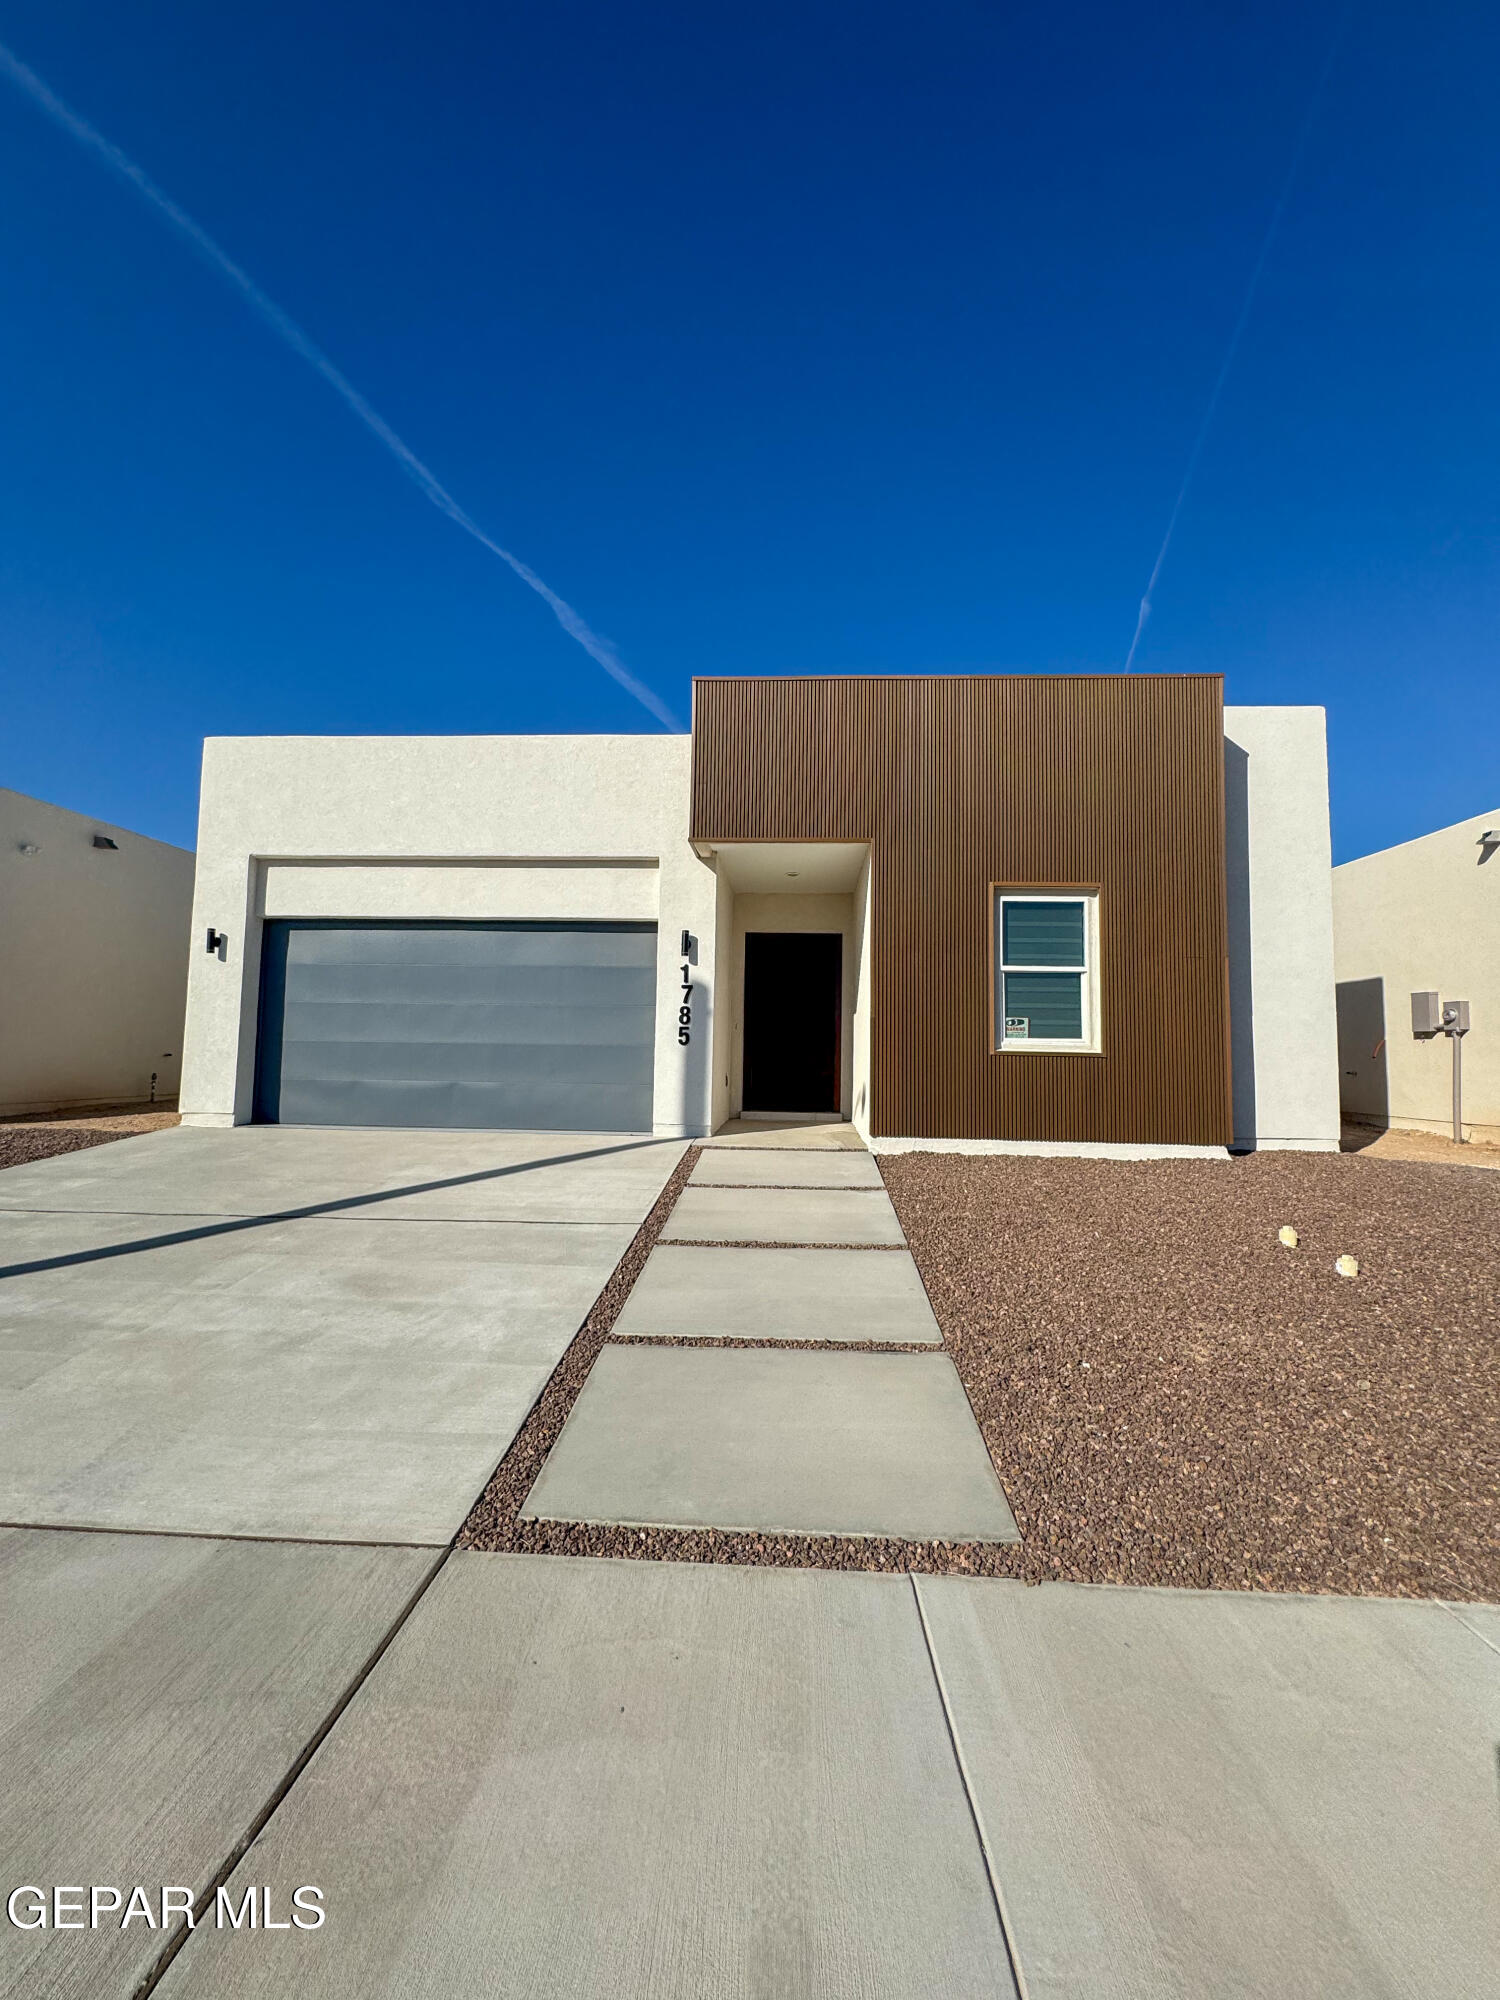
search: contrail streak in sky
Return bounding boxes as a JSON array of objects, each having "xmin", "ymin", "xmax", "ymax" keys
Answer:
[
  {"xmin": 1123, "ymin": 3, "xmax": 1353, "ymax": 672},
  {"xmin": 0, "ymin": 41, "xmax": 683, "ymax": 731}
]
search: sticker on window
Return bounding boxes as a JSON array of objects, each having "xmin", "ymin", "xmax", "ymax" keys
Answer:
[{"xmin": 1004, "ymin": 1016, "xmax": 1029, "ymax": 1038}]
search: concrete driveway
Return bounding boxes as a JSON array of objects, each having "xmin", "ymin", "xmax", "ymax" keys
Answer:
[
  {"xmin": 0, "ymin": 1525, "xmax": 435, "ymax": 2000},
  {"xmin": 0, "ymin": 1126, "xmax": 684, "ymax": 1542}
]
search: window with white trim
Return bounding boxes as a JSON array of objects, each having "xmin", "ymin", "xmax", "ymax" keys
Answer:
[{"xmin": 994, "ymin": 891, "xmax": 1100, "ymax": 1052}]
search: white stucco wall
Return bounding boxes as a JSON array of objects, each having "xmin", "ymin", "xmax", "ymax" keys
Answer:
[
  {"xmin": 852, "ymin": 856, "xmax": 876, "ymax": 1144},
  {"xmin": 261, "ymin": 861, "xmax": 659, "ymax": 922},
  {"xmin": 0, "ymin": 788, "xmax": 195, "ymax": 1114},
  {"xmin": 179, "ymin": 736, "xmax": 715, "ymax": 1136},
  {"xmin": 1333, "ymin": 809, "xmax": 1498, "ymax": 1141},
  {"xmin": 850, "ymin": 854, "xmax": 873, "ymax": 1142},
  {"xmin": 1222, "ymin": 707, "xmax": 1341, "ymax": 1151},
  {"xmin": 708, "ymin": 862, "xmax": 734, "ymax": 1134}
]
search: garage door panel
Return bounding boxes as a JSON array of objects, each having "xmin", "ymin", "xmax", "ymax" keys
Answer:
[
  {"xmin": 276, "ymin": 1075, "xmax": 656, "ymax": 1132},
  {"xmin": 278, "ymin": 1002, "xmax": 658, "ymax": 1050},
  {"xmin": 256, "ymin": 922, "xmax": 658, "ymax": 1131},
  {"xmin": 279, "ymin": 970, "xmax": 657, "ymax": 1012},
  {"xmin": 286, "ymin": 928, "xmax": 659, "ymax": 969},
  {"xmin": 279, "ymin": 1038, "xmax": 655, "ymax": 1087}
]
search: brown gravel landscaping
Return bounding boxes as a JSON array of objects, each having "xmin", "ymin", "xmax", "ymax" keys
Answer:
[
  {"xmin": 0, "ymin": 1107, "xmax": 179, "ymax": 1172},
  {"xmin": 462, "ymin": 1144, "xmax": 1500, "ymax": 1602},
  {"xmin": 882, "ymin": 1150, "xmax": 1499, "ymax": 1601}
]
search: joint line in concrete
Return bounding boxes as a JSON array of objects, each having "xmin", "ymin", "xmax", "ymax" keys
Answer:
[{"xmin": 909, "ymin": 1572, "xmax": 1030, "ymax": 2000}]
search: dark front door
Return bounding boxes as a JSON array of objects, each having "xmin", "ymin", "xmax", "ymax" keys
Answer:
[{"xmin": 742, "ymin": 931, "xmax": 842, "ymax": 1114}]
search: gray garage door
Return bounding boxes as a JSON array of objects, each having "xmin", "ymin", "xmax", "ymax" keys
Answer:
[{"xmin": 254, "ymin": 921, "xmax": 658, "ymax": 1130}]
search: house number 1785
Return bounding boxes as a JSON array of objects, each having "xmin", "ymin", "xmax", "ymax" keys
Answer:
[{"xmin": 678, "ymin": 963, "xmax": 692, "ymax": 1046}]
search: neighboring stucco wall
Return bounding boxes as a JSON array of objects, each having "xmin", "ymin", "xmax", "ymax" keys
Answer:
[
  {"xmin": 1222, "ymin": 707, "xmax": 1341, "ymax": 1151},
  {"xmin": 725, "ymin": 892, "xmax": 855, "ymax": 1118},
  {"xmin": 179, "ymin": 736, "xmax": 714, "ymax": 1136},
  {"xmin": 1332, "ymin": 810, "xmax": 1498, "ymax": 1142},
  {"xmin": 0, "ymin": 788, "xmax": 195, "ymax": 1114}
]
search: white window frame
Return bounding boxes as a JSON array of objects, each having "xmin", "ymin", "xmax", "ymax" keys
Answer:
[{"xmin": 993, "ymin": 889, "xmax": 1101, "ymax": 1055}]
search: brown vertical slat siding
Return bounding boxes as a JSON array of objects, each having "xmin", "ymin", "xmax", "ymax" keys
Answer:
[{"xmin": 690, "ymin": 674, "xmax": 1231, "ymax": 1145}]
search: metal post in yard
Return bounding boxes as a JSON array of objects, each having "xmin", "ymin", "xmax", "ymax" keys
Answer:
[
  {"xmin": 1452, "ymin": 1031, "xmax": 1462, "ymax": 1145},
  {"xmin": 1440, "ymin": 1000, "xmax": 1471, "ymax": 1144}
]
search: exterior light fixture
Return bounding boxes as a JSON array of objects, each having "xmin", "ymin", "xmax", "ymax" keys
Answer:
[
  {"xmin": 17, "ymin": 842, "xmax": 39, "ymax": 856},
  {"xmin": 92, "ymin": 834, "xmax": 119, "ymax": 849},
  {"xmin": 206, "ymin": 928, "xmax": 229, "ymax": 957}
]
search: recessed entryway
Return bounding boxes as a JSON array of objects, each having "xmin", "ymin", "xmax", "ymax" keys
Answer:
[{"xmin": 742, "ymin": 931, "xmax": 841, "ymax": 1115}]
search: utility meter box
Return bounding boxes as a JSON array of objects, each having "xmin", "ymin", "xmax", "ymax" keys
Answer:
[
  {"xmin": 1411, "ymin": 990, "xmax": 1442, "ymax": 1037},
  {"xmin": 1443, "ymin": 999, "xmax": 1471, "ymax": 1035}
]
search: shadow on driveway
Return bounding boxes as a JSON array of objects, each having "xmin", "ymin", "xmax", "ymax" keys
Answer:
[{"xmin": 0, "ymin": 1138, "xmax": 670, "ymax": 1282}]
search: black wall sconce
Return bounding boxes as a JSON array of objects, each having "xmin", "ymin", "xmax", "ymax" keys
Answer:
[{"xmin": 206, "ymin": 929, "xmax": 228, "ymax": 958}]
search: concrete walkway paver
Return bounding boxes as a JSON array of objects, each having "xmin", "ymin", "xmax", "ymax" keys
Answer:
[
  {"xmin": 662, "ymin": 1184, "xmax": 906, "ymax": 1246},
  {"xmin": 689, "ymin": 1150, "xmax": 885, "ymax": 1188},
  {"xmin": 158, "ymin": 1553, "xmax": 1019, "ymax": 2000},
  {"xmin": 612, "ymin": 1245, "xmax": 942, "ymax": 1344},
  {"xmin": 521, "ymin": 1346, "xmax": 1019, "ymax": 1540},
  {"xmin": 916, "ymin": 1575, "xmax": 1500, "ymax": 1999},
  {"xmin": 0, "ymin": 1526, "xmax": 433, "ymax": 2000},
  {"xmin": 700, "ymin": 1118, "xmax": 865, "ymax": 1150},
  {"xmin": 0, "ymin": 1129, "xmax": 683, "ymax": 1541}
]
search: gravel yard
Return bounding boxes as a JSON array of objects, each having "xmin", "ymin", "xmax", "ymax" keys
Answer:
[
  {"xmin": 464, "ymin": 1145, "xmax": 1499, "ymax": 1601},
  {"xmin": 0, "ymin": 1107, "xmax": 180, "ymax": 1172},
  {"xmin": 883, "ymin": 1150, "xmax": 1499, "ymax": 1601}
]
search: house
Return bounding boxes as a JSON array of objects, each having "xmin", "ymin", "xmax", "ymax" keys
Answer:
[
  {"xmin": 178, "ymin": 674, "xmax": 1340, "ymax": 1155},
  {"xmin": 0, "ymin": 787, "xmax": 196, "ymax": 1115},
  {"xmin": 1333, "ymin": 809, "xmax": 1497, "ymax": 1144}
]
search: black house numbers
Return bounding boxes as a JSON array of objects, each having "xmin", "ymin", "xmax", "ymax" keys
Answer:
[{"xmin": 678, "ymin": 961, "xmax": 693, "ymax": 1046}]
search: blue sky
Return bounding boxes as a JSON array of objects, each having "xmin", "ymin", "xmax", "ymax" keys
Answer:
[{"xmin": 1, "ymin": 1, "xmax": 1495, "ymax": 861}]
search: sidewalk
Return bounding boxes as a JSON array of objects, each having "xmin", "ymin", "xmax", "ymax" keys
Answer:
[{"xmin": 141, "ymin": 1554, "xmax": 1500, "ymax": 1999}]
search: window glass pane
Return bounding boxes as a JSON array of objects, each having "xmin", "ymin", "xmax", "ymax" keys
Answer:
[
  {"xmin": 1004, "ymin": 971, "xmax": 1083, "ymax": 1040},
  {"xmin": 1002, "ymin": 899, "xmax": 1085, "ymax": 968}
]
